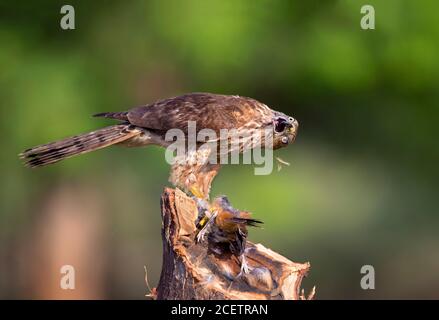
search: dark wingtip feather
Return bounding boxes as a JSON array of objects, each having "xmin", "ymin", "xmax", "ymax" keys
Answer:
[
  {"xmin": 92, "ymin": 111, "xmax": 128, "ymax": 121},
  {"xmin": 92, "ymin": 112, "xmax": 110, "ymax": 118},
  {"xmin": 229, "ymin": 217, "xmax": 264, "ymax": 227},
  {"xmin": 246, "ymin": 218, "xmax": 264, "ymax": 227}
]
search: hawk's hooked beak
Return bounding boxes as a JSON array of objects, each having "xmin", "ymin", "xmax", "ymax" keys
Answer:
[{"xmin": 287, "ymin": 120, "xmax": 299, "ymax": 142}]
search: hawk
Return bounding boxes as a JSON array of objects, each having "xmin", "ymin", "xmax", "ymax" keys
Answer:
[
  {"xmin": 21, "ymin": 92, "xmax": 299, "ymax": 274},
  {"xmin": 21, "ymin": 92, "xmax": 298, "ymax": 200}
]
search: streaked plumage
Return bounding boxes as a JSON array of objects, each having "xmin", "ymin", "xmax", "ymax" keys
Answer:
[
  {"xmin": 20, "ymin": 92, "xmax": 299, "ymax": 199},
  {"xmin": 207, "ymin": 196, "xmax": 263, "ymax": 275}
]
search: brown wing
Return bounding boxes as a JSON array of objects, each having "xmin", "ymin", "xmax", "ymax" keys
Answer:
[{"xmin": 125, "ymin": 92, "xmax": 274, "ymax": 134}]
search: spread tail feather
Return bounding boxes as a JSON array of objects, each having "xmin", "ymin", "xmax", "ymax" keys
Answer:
[
  {"xmin": 228, "ymin": 217, "xmax": 264, "ymax": 227},
  {"xmin": 20, "ymin": 124, "xmax": 140, "ymax": 168}
]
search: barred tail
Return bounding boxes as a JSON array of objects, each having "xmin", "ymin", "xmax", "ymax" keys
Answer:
[{"xmin": 20, "ymin": 124, "xmax": 141, "ymax": 168}]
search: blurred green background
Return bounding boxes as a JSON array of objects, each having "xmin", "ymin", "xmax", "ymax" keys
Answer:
[{"xmin": 1, "ymin": 0, "xmax": 438, "ymax": 299}]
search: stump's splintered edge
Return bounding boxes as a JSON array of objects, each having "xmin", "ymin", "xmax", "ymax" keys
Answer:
[{"xmin": 156, "ymin": 188, "xmax": 315, "ymax": 300}]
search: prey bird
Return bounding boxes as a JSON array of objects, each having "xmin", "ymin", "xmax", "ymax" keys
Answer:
[{"xmin": 206, "ymin": 196, "xmax": 263, "ymax": 276}]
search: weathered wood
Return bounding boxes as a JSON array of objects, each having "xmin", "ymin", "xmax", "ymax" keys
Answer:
[{"xmin": 154, "ymin": 188, "xmax": 315, "ymax": 300}]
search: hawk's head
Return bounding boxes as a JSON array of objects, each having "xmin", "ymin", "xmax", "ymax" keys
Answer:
[{"xmin": 272, "ymin": 114, "xmax": 299, "ymax": 150}]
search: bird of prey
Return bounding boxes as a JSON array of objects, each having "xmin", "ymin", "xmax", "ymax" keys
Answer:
[
  {"xmin": 20, "ymin": 92, "xmax": 299, "ymax": 274},
  {"xmin": 20, "ymin": 92, "xmax": 299, "ymax": 202}
]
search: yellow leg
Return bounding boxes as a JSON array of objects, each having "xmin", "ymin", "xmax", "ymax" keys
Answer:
[
  {"xmin": 196, "ymin": 210, "xmax": 218, "ymax": 243},
  {"xmin": 197, "ymin": 215, "xmax": 210, "ymax": 228},
  {"xmin": 191, "ymin": 184, "xmax": 220, "ymax": 243},
  {"xmin": 190, "ymin": 185, "xmax": 205, "ymax": 199}
]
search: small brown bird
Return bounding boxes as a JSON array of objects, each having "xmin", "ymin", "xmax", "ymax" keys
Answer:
[
  {"xmin": 204, "ymin": 196, "xmax": 263, "ymax": 276},
  {"xmin": 20, "ymin": 93, "xmax": 299, "ymax": 202}
]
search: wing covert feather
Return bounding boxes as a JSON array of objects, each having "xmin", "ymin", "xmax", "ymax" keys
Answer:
[{"xmin": 126, "ymin": 93, "xmax": 273, "ymax": 134}]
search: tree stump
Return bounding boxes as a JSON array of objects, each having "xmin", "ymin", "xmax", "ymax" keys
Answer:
[{"xmin": 154, "ymin": 188, "xmax": 315, "ymax": 300}]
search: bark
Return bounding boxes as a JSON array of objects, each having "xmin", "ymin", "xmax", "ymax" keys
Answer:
[{"xmin": 154, "ymin": 188, "xmax": 315, "ymax": 300}]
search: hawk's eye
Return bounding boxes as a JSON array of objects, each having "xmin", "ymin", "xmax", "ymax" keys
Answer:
[{"xmin": 274, "ymin": 118, "xmax": 288, "ymax": 133}]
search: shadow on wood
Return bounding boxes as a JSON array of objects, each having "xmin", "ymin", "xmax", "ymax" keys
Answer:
[{"xmin": 154, "ymin": 188, "xmax": 315, "ymax": 300}]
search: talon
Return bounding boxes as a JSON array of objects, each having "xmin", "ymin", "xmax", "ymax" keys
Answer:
[
  {"xmin": 195, "ymin": 211, "xmax": 218, "ymax": 243},
  {"xmin": 237, "ymin": 255, "xmax": 251, "ymax": 277},
  {"xmin": 196, "ymin": 227, "xmax": 207, "ymax": 243}
]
